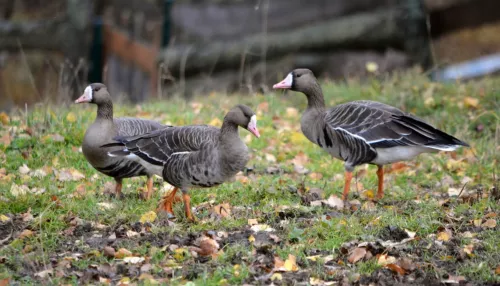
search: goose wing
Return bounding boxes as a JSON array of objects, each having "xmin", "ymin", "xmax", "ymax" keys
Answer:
[
  {"xmin": 114, "ymin": 117, "xmax": 166, "ymax": 137},
  {"xmin": 325, "ymin": 100, "xmax": 468, "ymax": 150},
  {"xmin": 104, "ymin": 125, "xmax": 220, "ymax": 165}
]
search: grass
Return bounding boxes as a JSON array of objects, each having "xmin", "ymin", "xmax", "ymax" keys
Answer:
[{"xmin": 0, "ymin": 70, "xmax": 499, "ymax": 285}]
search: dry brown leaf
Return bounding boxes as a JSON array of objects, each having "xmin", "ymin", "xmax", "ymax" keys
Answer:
[
  {"xmin": 291, "ymin": 152, "xmax": 309, "ymax": 167},
  {"xmin": 463, "ymin": 244, "xmax": 474, "ymax": 255},
  {"xmin": 484, "ymin": 212, "xmax": 497, "ymax": 219},
  {"xmin": 0, "ymin": 278, "xmax": 10, "ymax": 286},
  {"xmin": 103, "ymin": 246, "xmax": 116, "ymax": 258},
  {"xmin": 385, "ymin": 263, "xmax": 406, "ymax": 275},
  {"xmin": 389, "ymin": 162, "xmax": 410, "ymax": 173},
  {"xmin": 495, "ymin": 265, "xmax": 500, "ymax": 275},
  {"xmin": 212, "ymin": 203, "xmax": 231, "ymax": 218},
  {"xmin": 482, "ymin": 219, "xmax": 496, "ymax": 228},
  {"xmin": 18, "ymin": 229, "xmax": 34, "ymax": 239},
  {"xmin": 193, "ymin": 237, "xmax": 220, "ymax": 257},
  {"xmin": 0, "ymin": 133, "xmax": 11, "ymax": 148},
  {"xmin": 309, "ymin": 172, "xmax": 323, "ymax": 180},
  {"xmin": 115, "ymin": 248, "xmax": 133, "ymax": 259},
  {"xmin": 258, "ymin": 102, "xmax": 269, "ymax": 113},
  {"xmin": 0, "ymin": 112, "xmax": 9, "ymax": 125},
  {"xmin": 347, "ymin": 247, "xmax": 367, "ymax": 264}
]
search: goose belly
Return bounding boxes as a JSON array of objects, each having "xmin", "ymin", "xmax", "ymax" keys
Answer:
[{"xmin": 371, "ymin": 146, "xmax": 435, "ymax": 165}]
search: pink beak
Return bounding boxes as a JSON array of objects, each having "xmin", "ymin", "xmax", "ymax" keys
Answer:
[
  {"xmin": 75, "ymin": 86, "xmax": 92, "ymax": 103},
  {"xmin": 248, "ymin": 126, "xmax": 260, "ymax": 138},
  {"xmin": 247, "ymin": 115, "xmax": 260, "ymax": 138},
  {"xmin": 273, "ymin": 73, "xmax": 293, "ymax": 89}
]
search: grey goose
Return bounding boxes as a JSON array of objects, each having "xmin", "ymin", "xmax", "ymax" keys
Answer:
[
  {"xmin": 103, "ymin": 104, "xmax": 260, "ymax": 221},
  {"xmin": 75, "ymin": 83, "xmax": 168, "ymax": 200},
  {"xmin": 273, "ymin": 69, "xmax": 469, "ymax": 201}
]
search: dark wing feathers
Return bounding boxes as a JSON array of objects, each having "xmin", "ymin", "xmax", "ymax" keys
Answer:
[
  {"xmin": 325, "ymin": 100, "xmax": 469, "ymax": 149},
  {"xmin": 108, "ymin": 125, "xmax": 220, "ymax": 165},
  {"xmin": 114, "ymin": 117, "xmax": 166, "ymax": 137}
]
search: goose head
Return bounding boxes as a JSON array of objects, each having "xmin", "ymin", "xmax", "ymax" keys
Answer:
[
  {"xmin": 225, "ymin": 104, "xmax": 260, "ymax": 138},
  {"xmin": 75, "ymin": 83, "xmax": 110, "ymax": 104},
  {"xmin": 273, "ymin": 69, "xmax": 318, "ymax": 93}
]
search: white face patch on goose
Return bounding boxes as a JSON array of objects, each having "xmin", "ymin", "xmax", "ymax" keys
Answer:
[
  {"xmin": 247, "ymin": 115, "xmax": 260, "ymax": 138},
  {"xmin": 75, "ymin": 85, "xmax": 93, "ymax": 103},
  {"xmin": 272, "ymin": 73, "xmax": 293, "ymax": 89}
]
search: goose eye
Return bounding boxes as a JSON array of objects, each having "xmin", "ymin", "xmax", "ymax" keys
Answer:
[
  {"xmin": 296, "ymin": 74, "xmax": 302, "ymax": 78},
  {"xmin": 93, "ymin": 87, "xmax": 100, "ymax": 92}
]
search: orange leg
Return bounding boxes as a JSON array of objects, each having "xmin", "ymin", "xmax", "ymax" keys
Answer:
[
  {"xmin": 182, "ymin": 193, "xmax": 196, "ymax": 222},
  {"xmin": 142, "ymin": 177, "xmax": 154, "ymax": 200},
  {"xmin": 376, "ymin": 166, "xmax": 384, "ymax": 199},
  {"xmin": 342, "ymin": 171, "xmax": 353, "ymax": 201},
  {"xmin": 115, "ymin": 178, "xmax": 123, "ymax": 198},
  {"xmin": 158, "ymin": 187, "xmax": 178, "ymax": 215}
]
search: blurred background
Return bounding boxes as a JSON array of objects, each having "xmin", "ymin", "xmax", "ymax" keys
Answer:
[{"xmin": 1, "ymin": 0, "xmax": 500, "ymax": 111}]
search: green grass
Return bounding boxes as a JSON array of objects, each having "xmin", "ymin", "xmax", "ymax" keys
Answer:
[{"xmin": 0, "ymin": 70, "xmax": 498, "ymax": 284}]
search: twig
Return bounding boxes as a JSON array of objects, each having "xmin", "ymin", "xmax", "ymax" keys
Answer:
[
  {"xmin": 457, "ymin": 182, "xmax": 468, "ymax": 198},
  {"xmin": 37, "ymin": 201, "xmax": 56, "ymax": 284}
]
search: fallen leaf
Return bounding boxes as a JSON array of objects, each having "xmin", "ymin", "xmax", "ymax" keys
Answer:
[
  {"xmin": 126, "ymin": 230, "xmax": 140, "ymax": 238},
  {"xmin": 55, "ymin": 168, "xmax": 85, "ymax": 181},
  {"xmin": 0, "ymin": 278, "xmax": 10, "ymax": 286},
  {"xmin": 0, "ymin": 215, "xmax": 10, "ymax": 222},
  {"xmin": 10, "ymin": 184, "xmax": 29, "ymax": 197},
  {"xmin": 18, "ymin": 164, "xmax": 30, "ymax": 175},
  {"xmin": 212, "ymin": 203, "xmax": 231, "ymax": 218},
  {"xmin": 442, "ymin": 275, "xmax": 466, "ymax": 284},
  {"xmin": 324, "ymin": 195, "xmax": 344, "ymax": 210},
  {"xmin": 348, "ymin": 247, "xmax": 367, "ymax": 264},
  {"xmin": 0, "ymin": 133, "xmax": 11, "ymax": 148},
  {"xmin": 473, "ymin": 219, "xmax": 482, "ymax": 227},
  {"xmin": 114, "ymin": 248, "xmax": 133, "ymax": 259},
  {"xmin": 385, "ymin": 263, "xmax": 406, "ymax": 275},
  {"xmin": 123, "ymin": 256, "xmax": 145, "ymax": 264},
  {"xmin": 193, "ymin": 236, "xmax": 220, "ymax": 256},
  {"xmin": 97, "ymin": 202, "xmax": 115, "ymax": 210},
  {"xmin": 291, "ymin": 152, "xmax": 309, "ymax": 167},
  {"xmin": 284, "ymin": 254, "xmax": 299, "ymax": 271},
  {"xmin": 463, "ymin": 96, "xmax": 479, "ymax": 109},
  {"xmin": 250, "ymin": 224, "xmax": 275, "ymax": 232},
  {"xmin": 482, "ymin": 219, "xmax": 496, "ymax": 228},
  {"xmin": 18, "ymin": 229, "xmax": 34, "ymax": 239},
  {"xmin": 404, "ymin": 229, "xmax": 416, "ymax": 239},
  {"xmin": 248, "ymin": 218, "xmax": 258, "ymax": 226},
  {"xmin": 377, "ymin": 254, "xmax": 397, "ymax": 266},
  {"xmin": 495, "ymin": 265, "xmax": 500, "ymax": 275},
  {"xmin": 463, "ymin": 244, "xmax": 474, "ymax": 255},
  {"xmin": 285, "ymin": 107, "xmax": 299, "ymax": 117},
  {"xmin": 139, "ymin": 211, "xmax": 157, "ymax": 224},
  {"xmin": 309, "ymin": 172, "xmax": 323, "ymax": 180},
  {"xmin": 103, "ymin": 246, "xmax": 115, "ymax": 258},
  {"xmin": 271, "ymin": 273, "xmax": 283, "ymax": 281},
  {"xmin": 66, "ymin": 112, "xmax": 77, "ymax": 123},
  {"xmin": 34, "ymin": 269, "xmax": 53, "ymax": 278},
  {"xmin": 0, "ymin": 112, "xmax": 9, "ymax": 125},
  {"xmin": 265, "ymin": 153, "xmax": 276, "ymax": 163},
  {"xmin": 437, "ymin": 231, "xmax": 451, "ymax": 241}
]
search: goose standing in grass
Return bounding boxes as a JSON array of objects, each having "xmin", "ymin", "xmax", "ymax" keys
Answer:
[
  {"xmin": 76, "ymin": 83, "xmax": 168, "ymax": 200},
  {"xmin": 104, "ymin": 104, "xmax": 260, "ymax": 221},
  {"xmin": 273, "ymin": 69, "xmax": 469, "ymax": 201}
]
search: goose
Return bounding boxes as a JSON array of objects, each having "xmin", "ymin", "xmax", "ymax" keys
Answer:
[
  {"xmin": 273, "ymin": 69, "xmax": 469, "ymax": 201},
  {"xmin": 75, "ymin": 83, "xmax": 168, "ymax": 200},
  {"xmin": 103, "ymin": 104, "xmax": 260, "ymax": 221}
]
